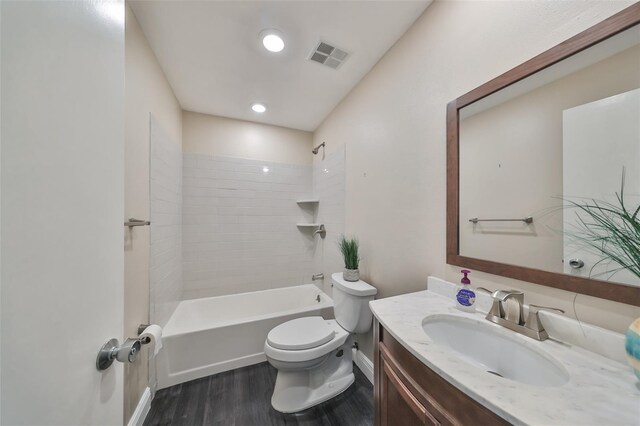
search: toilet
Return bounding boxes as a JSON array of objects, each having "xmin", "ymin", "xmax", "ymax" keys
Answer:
[{"xmin": 264, "ymin": 273, "xmax": 377, "ymax": 413}]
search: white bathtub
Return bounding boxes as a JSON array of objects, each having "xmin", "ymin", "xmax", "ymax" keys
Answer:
[{"xmin": 156, "ymin": 284, "xmax": 333, "ymax": 389}]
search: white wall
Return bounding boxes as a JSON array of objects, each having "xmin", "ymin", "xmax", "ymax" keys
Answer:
[
  {"xmin": 180, "ymin": 112, "xmax": 315, "ymax": 298},
  {"xmin": 312, "ymin": 146, "xmax": 346, "ymax": 296},
  {"xmin": 313, "ymin": 0, "xmax": 639, "ymax": 359},
  {"xmin": 183, "ymin": 111, "xmax": 313, "ymax": 165},
  {"xmin": 182, "ymin": 155, "xmax": 314, "ymax": 299},
  {"xmin": 1, "ymin": 1, "xmax": 124, "ymax": 423},
  {"xmin": 124, "ymin": 3, "xmax": 182, "ymax": 422},
  {"xmin": 150, "ymin": 116, "xmax": 183, "ymax": 325}
]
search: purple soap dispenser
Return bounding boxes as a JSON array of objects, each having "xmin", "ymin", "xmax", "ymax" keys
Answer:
[{"xmin": 455, "ymin": 269, "xmax": 476, "ymax": 312}]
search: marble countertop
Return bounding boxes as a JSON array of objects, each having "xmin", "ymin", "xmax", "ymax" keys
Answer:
[{"xmin": 369, "ymin": 281, "xmax": 640, "ymax": 425}]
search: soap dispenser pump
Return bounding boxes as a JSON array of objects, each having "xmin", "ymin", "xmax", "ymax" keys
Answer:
[{"xmin": 455, "ymin": 269, "xmax": 476, "ymax": 312}]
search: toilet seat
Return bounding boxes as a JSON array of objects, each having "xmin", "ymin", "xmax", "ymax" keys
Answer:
[
  {"xmin": 267, "ymin": 317, "xmax": 335, "ymax": 350},
  {"xmin": 264, "ymin": 319, "xmax": 349, "ymax": 363}
]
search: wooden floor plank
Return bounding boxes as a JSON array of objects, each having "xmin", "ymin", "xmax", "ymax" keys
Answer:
[
  {"xmin": 208, "ymin": 368, "xmax": 237, "ymax": 426},
  {"xmin": 143, "ymin": 381, "xmax": 183, "ymax": 426},
  {"xmin": 172, "ymin": 376, "xmax": 210, "ymax": 425},
  {"xmin": 145, "ymin": 362, "xmax": 374, "ymax": 426}
]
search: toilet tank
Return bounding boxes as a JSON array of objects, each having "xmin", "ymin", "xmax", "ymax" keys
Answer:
[{"xmin": 331, "ymin": 273, "xmax": 377, "ymax": 334}]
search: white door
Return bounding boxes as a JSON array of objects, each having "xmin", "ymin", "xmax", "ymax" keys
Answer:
[
  {"xmin": 563, "ymin": 89, "xmax": 640, "ymax": 286},
  {"xmin": 1, "ymin": 1, "xmax": 125, "ymax": 424}
]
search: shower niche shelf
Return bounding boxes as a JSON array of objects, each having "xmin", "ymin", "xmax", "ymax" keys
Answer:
[
  {"xmin": 297, "ymin": 198, "xmax": 320, "ymax": 232},
  {"xmin": 296, "ymin": 198, "xmax": 320, "ymax": 205}
]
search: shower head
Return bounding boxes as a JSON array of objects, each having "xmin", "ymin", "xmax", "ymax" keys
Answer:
[{"xmin": 312, "ymin": 142, "xmax": 325, "ymax": 155}]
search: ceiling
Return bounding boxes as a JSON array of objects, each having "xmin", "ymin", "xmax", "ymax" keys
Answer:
[{"xmin": 129, "ymin": 1, "xmax": 431, "ymax": 131}]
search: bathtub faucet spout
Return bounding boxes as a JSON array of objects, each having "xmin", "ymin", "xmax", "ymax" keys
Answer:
[{"xmin": 312, "ymin": 273, "xmax": 324, "ymax": 281}]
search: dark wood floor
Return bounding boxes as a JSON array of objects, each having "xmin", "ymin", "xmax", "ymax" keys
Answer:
[{"xmin": 144, "ymin": 362, "xmax": 374, "ymax": 426}]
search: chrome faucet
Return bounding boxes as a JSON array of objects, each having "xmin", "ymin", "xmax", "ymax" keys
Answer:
[
  {"xmin": 312, "ymin": 273, "xmax": 324, "ymax": 281},
  {"xmin": 476, "ymin": 287, "xmax": 563, "ymax": 341},
  {"xmin": 491, "ymin": 289, "xmax": 525, "ymax": 325}
]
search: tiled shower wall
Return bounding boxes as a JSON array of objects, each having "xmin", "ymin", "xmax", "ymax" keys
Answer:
[
  {"xmin": 182, "ymin": 154, "xmax": 315, "ymax": 299},
  {"xmin": 150, "ymin": 116, "xmax": 183, "ymax": 327},
  {"xmin": 312, "ymin": 146, "xmax": 346, "ymax": 295}
]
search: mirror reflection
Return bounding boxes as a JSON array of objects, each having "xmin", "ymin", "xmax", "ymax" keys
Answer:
[{"xmin": 458, "ymin": 24, "xmax": 640, "ymax": 287}]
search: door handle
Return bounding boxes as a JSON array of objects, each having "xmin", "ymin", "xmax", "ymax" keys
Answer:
[
  {"xmin": 96, "ymin": 338, "xmax": 141, "ymax": 371},
  {"xmin": 568, "ymin": 259, "xmax": 584, "ymax": 269}
]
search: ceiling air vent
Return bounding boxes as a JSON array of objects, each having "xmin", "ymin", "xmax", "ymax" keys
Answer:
[{"xmin": 309, "ymin": 41, "xmax": 349, "ymax": 70}]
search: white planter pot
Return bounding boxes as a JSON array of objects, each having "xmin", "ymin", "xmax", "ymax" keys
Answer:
[{"xmin": 343, "ymin": 269, "xmax": 360, "ymax": 282}]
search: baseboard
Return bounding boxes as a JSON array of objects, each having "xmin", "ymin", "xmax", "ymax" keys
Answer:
[
  {"xmin": 127, "ymin": 387, "xmax": 152, "ymax": 426},
  {"xmin": 354, "ymin": 349, "xmax": 374, "ymax": 385}
]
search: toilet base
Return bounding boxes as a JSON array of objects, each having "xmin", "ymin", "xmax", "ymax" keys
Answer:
[{"xmin": 270, "ymin": 338, "xmax": 355, "ymax": 413}]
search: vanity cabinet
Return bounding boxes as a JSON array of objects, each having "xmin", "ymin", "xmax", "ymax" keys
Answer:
[{"xmin": 374, "ymin": 320, "xmax": 509, "ymax": 426}]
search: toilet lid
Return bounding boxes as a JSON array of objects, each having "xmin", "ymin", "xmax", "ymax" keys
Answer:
[{"xmin": 267, "ymin": 317, "xmax": 335, "ymax": 350}]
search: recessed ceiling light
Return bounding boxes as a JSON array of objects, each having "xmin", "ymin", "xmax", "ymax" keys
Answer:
[
  {"xmin": 261, "ymin": 30, "xmax": 284, "ymax": 53},
  {"xmin": 263, "ymin": 166, "xmax": 270, "ymax": 173},
  {"xmin": 251, "ymin": 103, "xmax": 266, "ymax": 113}
]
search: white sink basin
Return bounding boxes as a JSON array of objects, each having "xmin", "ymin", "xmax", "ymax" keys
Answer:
[{"xmin": 422, "ymin": 314, "xmax": 569, "ymax": 387}]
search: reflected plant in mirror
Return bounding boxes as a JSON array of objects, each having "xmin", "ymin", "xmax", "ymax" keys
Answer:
[{"xmin": 565, "ymin": 171, "xmax": 640, "ymax": 282}]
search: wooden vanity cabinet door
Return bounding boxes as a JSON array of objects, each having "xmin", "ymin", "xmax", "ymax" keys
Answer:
[
  {"xmin": 374, "ymin": 320, "xmax": 510, "ymax": 426},
  {"xmin": 380, "ymin": 355, "xmax": 439, "ymax": 426}
]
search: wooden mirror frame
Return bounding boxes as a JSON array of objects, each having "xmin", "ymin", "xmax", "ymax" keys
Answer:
[{"xmin": 447, "ymin": 3, "xmax": 640, "ymax": 306}]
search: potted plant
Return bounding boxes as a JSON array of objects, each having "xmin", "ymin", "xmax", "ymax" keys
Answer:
[
  {"xmin": 338, "ymin": 235, "xmax": 360, "ymax": 282},
  {"xmin": 565, "ymin": 171, "xmax": 640, "ymax": 380}
]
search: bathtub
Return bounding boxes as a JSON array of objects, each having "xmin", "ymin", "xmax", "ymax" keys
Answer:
[{"xmin": 156, "ymin": 284, "xmax": 333, "ymax": 389}]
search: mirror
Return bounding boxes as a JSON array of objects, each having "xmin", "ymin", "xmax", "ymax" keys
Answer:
[{"xmin": 447, "ymin": 4, "xmax": 640, "ymax": 306}]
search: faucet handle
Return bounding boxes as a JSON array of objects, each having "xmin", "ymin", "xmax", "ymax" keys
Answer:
[
  {"xmin": 475, "ymin": 287, "xmax": 493, "ymax": 294},
  {"xmin": 525, "ymin": 304, "xmax": 565, "ymax": 332},
  {"xmin": 492, "ymin": 289, "xmax": 524, "ymax": 300},
  {"xmin": 528, "ymin": 304, "xmax": 565, "ymax": 315},
  {"xmin": 313, "ymin": 224, "xmax": 326, "ymax": 239}
]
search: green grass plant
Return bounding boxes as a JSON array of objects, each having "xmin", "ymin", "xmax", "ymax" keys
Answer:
[
  {"xmin": 338, "ymin": 235, "xmax": 360, "ymax": 270},
  {"xmin": 566, "ymin": 171, "xmax": 640, "ymax": 280}
]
